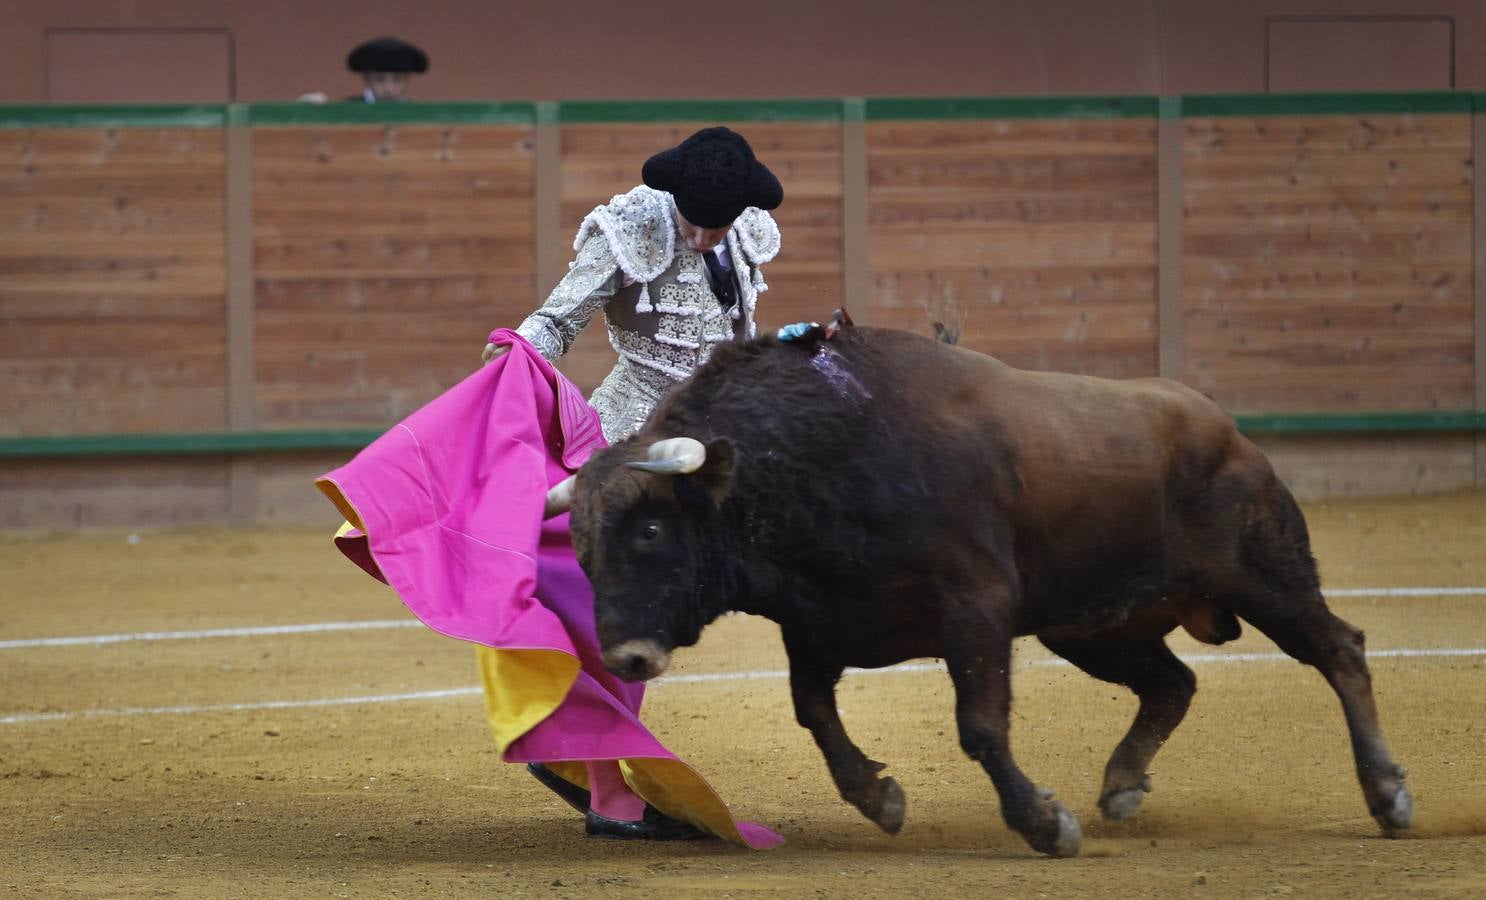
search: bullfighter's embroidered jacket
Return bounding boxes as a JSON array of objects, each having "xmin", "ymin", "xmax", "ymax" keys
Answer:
[{"xmin": 515, "ymin": 185, "xmax": 781, "ymax": 443}]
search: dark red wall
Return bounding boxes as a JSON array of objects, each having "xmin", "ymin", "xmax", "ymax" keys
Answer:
[{"xmin": 0, "ymin": 0, "xmax": 1480, "ymax": 103}]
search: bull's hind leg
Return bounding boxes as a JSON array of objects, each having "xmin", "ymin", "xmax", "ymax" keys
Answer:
[
  {"xmin": 784, "ymin": 633, "xmax": 906, "ymax": 834},
  {"xmin": 1223, "ymin": 479, "xmax": 1411, "ymax": 833},
  {"xmin": 943, "ymin": 612, "xmax": 1081, "ymax": 857},
  {"xmin": 1040, "ymin": 636, "xmax": 1196, "ymax": 821},
  {"xmin": 1233, "ymin": 595, "xmax": 1412, "ymax": 833}
]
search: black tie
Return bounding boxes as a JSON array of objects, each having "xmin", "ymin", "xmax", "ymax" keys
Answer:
[{"xmin": 703, "ymin": 250, "xmax": 737, "ymax": 311}]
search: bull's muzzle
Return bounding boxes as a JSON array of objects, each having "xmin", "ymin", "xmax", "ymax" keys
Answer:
[{"xmin": 602, "ymin": 639, "xmax": 673, "ymax": 682}]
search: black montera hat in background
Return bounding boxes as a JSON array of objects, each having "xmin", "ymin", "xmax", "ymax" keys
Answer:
[
  {"xmin": 642, "ymin": 127, "xmax": 784, "ymax": 228},
  {"xmin": 347, "ymin": 37, "xmax": 429, "ymax": 74}
]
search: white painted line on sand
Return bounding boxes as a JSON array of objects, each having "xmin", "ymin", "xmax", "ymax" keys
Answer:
[
  {"xmin": 0, "ymin": 620, "xmax": 420, "ymax": 650},
  {"xmin": 668, "ymin": 645, "xmax": 1486, "ymax": 684},
  {"xmin": 3, "ymin": 587, "xmax": 1482, "ymax": 652},
  {"xmin": 0, "ymin": 688, "xmax": 482, "ymax": 725},
  {"xmin": 1327, "ymin": 587, "xmax": 1486, "ymax": 597},
  {"xmin": 3, "ymin": 646, "xmax": 1482, "ymax": 726}
]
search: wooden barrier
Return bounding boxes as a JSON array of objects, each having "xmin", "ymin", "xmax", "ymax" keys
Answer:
[
  {"xmin": 866, "ymin": 98, "xmax": 1159, "ymax": 377},
  {"xmin": 1182, "ymin": 95, "xmax": 1475, "ymax": 413},
  {"xmin": 0, "ymin": 95, "xmax": 1482, "ymax": 527},
  {"xmin": 0, "ymin": 115, "xmax": 232, "ymax": 528},
  {"xmin": 250, "ymin": 122, "xmax": 536, "ymax": 427},
  {"xmin": 0, "ymin": 123, "xmax": 228, "ymax": 436}
]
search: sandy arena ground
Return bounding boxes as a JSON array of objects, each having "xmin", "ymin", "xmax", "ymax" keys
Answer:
[{"xmin": 2, "ymin": 490, "xmax": 1484, "ymax": 898}]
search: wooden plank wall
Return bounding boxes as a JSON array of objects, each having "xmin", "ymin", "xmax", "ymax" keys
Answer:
[
  {"xmin": 552, "ymin": 122, "xmax": 844, "ymax": 394},
  {"xmin": 251, "ymin": 124, "xmax": 535, "ymax": 428},
  {"xmin": 1183, "ymin": 113, "xmax": 1476, "ymax": 412},
  {"xmin": 1, "ymin": 102, "xmax": 1482, "ymax": 528},
  {"xmin": 0, "ymin": 127, "xmax": 230, "ymax": 529},
  {"xmin": 0, "ymin": 127, "xmax": 228, "ymax": 436},
  {"xmin": 866, "ymin": 119, "xmax": 1160, "ymax": 377},
  {"xmin": 1253, "ymin": 433, "xmax": 1477, "ymax": 499},
  {"xmin": 0, "ymin": 457, "xmax": 231, "ymax": 529}
]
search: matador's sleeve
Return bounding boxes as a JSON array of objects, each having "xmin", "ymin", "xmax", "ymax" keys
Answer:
[{"xmin": 515, "ymin": 234, "xmax": 625, "ymax": 363}]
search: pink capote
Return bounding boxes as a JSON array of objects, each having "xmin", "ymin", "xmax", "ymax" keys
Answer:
[{"xmin": 315, "ymin": 329, "xmax": 780, "ymax": 849}]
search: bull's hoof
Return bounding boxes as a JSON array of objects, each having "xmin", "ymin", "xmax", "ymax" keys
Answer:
[
  {"xmin": 1042, "ymin": 803, "xmax": 1082, "ymax": 858},
  {"xmin": 1101, "ymin": 788, "xmax": 1146, "ymax": 822},
  {"xmin": 1023, "ymin": 799, "xmax": 1081, "ymax": 858},
  {"xmin": 869, "ymin": 777, "xmax": 907, "ymax": 835},
  {"xmin": 1373, "ymin": 784, "xmax": 1413, "ymax": 834},
  {"xmin": 1099, "ymin": 775, "xmax": 1153, "ymax": 822}
]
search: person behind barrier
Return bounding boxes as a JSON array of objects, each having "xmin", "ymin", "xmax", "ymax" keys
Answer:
[{"xmin": 298, "ymin": 36, "xmax": 429, "ymax": 105}]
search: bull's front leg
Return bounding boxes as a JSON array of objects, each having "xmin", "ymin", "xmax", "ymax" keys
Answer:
[
  {"xmin": 943, "ymin": 605, "xmax": 1082, "ymax": 858},
  {"xmin": 784, "ymin": 633, "xmax": 906, "ymax": 834}
]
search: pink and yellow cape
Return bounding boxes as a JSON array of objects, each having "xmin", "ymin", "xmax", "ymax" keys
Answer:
[{"xmin": 315, "ymin": 329, "xmax": 779, "ymax": 849}]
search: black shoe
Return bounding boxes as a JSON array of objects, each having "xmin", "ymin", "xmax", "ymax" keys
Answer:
[
  {"xmin": 526, "ymin": 763, "xmax": 590, "ymax": 815},
  {"xmin": 584, "ymin": 806, "xmax": 713, "ymax": 841}
]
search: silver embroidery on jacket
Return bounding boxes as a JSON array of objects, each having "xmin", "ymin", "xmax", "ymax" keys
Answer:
[{"xmin": 513, "ymin": 187, "xmax": 780, "ymax": 443}]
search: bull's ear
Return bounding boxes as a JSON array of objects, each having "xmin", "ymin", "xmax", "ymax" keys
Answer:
[{"xmin": 691, "ymin": 438, "xmax": 734, "ymax": 506}]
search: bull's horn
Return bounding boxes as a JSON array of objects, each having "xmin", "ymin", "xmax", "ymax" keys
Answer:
[
  {"xmin": 543, "ymin": 475, "xmax": 576, "ymax": 518},
  {"xmin": 626, "ymin": 437, "xmax": 706, "ymax": 475}
]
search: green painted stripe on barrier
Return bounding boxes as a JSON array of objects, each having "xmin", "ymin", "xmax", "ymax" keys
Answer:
[
  {"xmin": 0, "ymin": 104, "xmax": 226, "ymax": 129},
  {"xmin": 243, "ymin": 101, "xmax": 536, "ymax": 126},
  {"xmin": 558, "ymin": 99, "xmax": 843, "ymax": 123},
  {"xmin": 865, "ymin": 95, "xmax": 1158, "ymax": 121},
  {"xmin": 1182, "ymin": 92, "xmax": 1471, "ymax": 118},
  {"xmin": 1234, "ymin": 411, "xmax": 1486, "ymax": 435},
  {"xmin": 2, "ymin": 413, "xmax": 1482, "ymax": 459},
  {"xmin": 3, "ymin": 94, "xmax": 1481, "ymax": 130},
  {"xmin": 0, "ymin": 430, "xmax": 383, "ymax": 459}
]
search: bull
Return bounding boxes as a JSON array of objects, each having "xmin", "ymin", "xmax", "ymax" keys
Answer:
[{"xmin": 543, "ymin": 320, "xmax": 1413, "ymax": 857}]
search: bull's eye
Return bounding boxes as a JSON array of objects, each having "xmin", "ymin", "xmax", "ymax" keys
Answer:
[{"xmin": 640, "ymin": 523, "xmax": 661, "ymax": 541}]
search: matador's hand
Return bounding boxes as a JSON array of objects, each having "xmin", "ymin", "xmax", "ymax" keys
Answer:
[{"xmin": 482, "ymin": 342, "xmax": 511, "ymax": 365}]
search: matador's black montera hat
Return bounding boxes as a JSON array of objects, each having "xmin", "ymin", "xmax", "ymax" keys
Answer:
[
  {"xmin": 347, "ymin": 37, "xmax": 429, "ymax": 74},
  {"xmin": 642, "ymin": 127, "xmax": 784, "ymax": 228}
]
